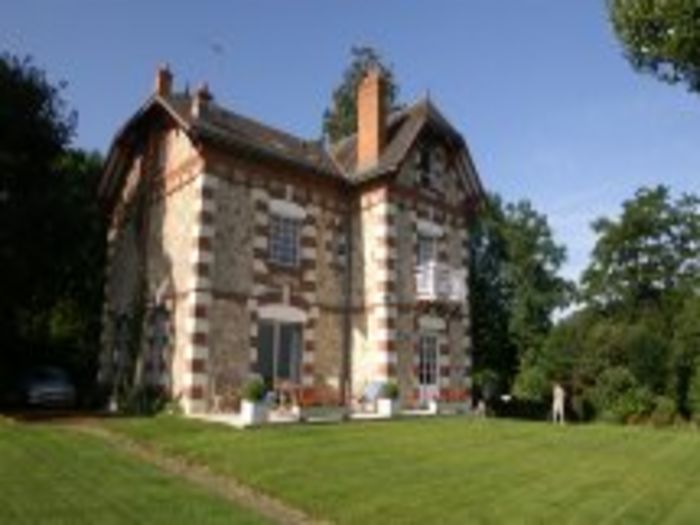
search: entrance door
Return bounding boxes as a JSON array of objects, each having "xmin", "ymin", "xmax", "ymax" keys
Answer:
[
  {"xmin": 257, "ymin": 321, "xmax": 303, "ymax": 394},
  {"xmin": 418, "ymin": 334, "xmax": 439, "ymax": 405}
]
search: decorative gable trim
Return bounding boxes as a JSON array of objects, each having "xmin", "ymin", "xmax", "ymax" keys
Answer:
[
  {"xmin": 417, "ymin": 219, "xmax": 444, "ymax": 238},
  {"xmin": 258, "ymin": 304, "xmax": 308, "ymax": 324},
  {"xmin": 269, "ymin": 198, "xmax": 307, "ymax": 220}
]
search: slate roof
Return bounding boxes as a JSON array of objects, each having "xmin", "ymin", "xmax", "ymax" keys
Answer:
[
  {"xmin": 102, "ymin": 90, "xmax": 484, "ymax": 202},
  {"xmin": 162, "ymin": 93, "xmax": 341, "ymax": 178},
  {"xmin": 159, "ymin": 93, "xmax": 468, "ymax": 184}
]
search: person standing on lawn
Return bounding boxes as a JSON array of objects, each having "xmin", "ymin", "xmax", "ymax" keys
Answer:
[{"xmin": 552, "ymin": 383, "xmax": 566, "ymax": 424}]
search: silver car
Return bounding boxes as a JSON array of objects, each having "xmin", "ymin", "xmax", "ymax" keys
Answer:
[{"xmin": 25, "ymin": 367, "xmax": 76, "ymax": 407}]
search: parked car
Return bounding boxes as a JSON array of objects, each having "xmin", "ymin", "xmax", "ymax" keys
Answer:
[{"xmin": 24, "ymin": 367, "xmax": 76, "ymax": 408}]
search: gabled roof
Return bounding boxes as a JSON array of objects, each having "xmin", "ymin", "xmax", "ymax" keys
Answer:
[
  {"xmin": 101, "ymin": 90, "xmax": 485, "ymax": 204},
  {"xmin": 331, "ymin": 97, "xmax": 466, "ymax": 181}
]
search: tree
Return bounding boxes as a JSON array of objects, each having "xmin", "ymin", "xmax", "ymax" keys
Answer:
[
  {"xmin": 582, "ymin": 186, "xmax": 700, "ymax": 314},
  {"xmin": 0, "ymin": 53, "xmax": 104, "ymax": 404},
  {"xmin": 1, "ymin": 54, "xmax": 75, "ymax": 342},
  {"xmin": 469, "ymin": 195, "xmax": 516, "ymax": 396},
  {"xmin": 501, "ymin": 200, "xmax": 572, "ymax": 352},
  {"xmin": 671, "ymin": 295, "xmax": 700, "ymax": 415},
  {"xmin": 322, "ymin": 46, "xmax": 400, "ymax": 142},
  {"xmin": 470, "ymin": 195, "xmax": 572, "ymax": 399},
  {"xmin": 531, "ymin": 185, "xmax": 700, "ymax": 422},
  {"xmin": 608, "ymin": 0, "xmax": 700, "ymax": 93}
]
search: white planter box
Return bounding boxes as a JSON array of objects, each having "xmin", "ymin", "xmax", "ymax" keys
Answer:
[
  {"xmin": 298, "ymin": 406, "xmax": 348, "ymax": 422},
  {"xmin": 428, "ymin": 400, "xmax": 440, "ymax": 414},
  {"xmin": 240, "ymin": 400, "xmax": 268, "ymax": 426},
  {"xmin": 377, "ymin": 398, "xmax": 400, "ymax": 417}
]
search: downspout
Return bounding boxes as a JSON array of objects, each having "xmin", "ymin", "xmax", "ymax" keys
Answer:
[{"xmin": 341, "ymin": 195, "xmax": 354, "ymax": 408}]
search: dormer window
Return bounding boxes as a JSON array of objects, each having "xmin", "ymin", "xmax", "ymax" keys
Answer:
[
  {"xmin": 417, "ymin": 146, "xmax": 443, "ymax": 192},
  {"xmin": 418, "ymin": 148, "xmax": 433, "ymax": 189}
]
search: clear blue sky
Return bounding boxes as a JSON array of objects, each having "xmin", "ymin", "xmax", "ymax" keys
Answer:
[{"xmin": 3, "ymin": 1, "xmax": 699, "ymax": 282}]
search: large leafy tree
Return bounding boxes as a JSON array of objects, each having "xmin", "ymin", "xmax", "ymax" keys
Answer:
[
  {"xmin": 469, "ymin": 196, "xmax": 517, "ymax": 396},
  {"xmin": 322, "ymin": 46, "xmax": 400, "ymax": 142},
  {"xmin": 608, "ymin": 0, "xmax": 700, "ymax": 93},
  {"xmin": 582, "ymin": 185, "xmax": 700, "ymax": 313},
  {"xmin": 531, "ymin": 186, "xmax": 700, "ymax": 421},
  {"xmin": 671, "ymin": 295, "xmax": 700, "ymax": 415},
  {"xmin": 0, "ymin": 54, "xmax": 105, "ymax": 402},
  {"xmin": 1, "ymin": 54, "xmax": 75, "ymax": 339},
  {"xmin": 470, "ymin": 195, "xmax": 572, "ymax": 398},
  {"xmin": 501, "ymin": 200, "xmax": 572, "ymax": 353}
]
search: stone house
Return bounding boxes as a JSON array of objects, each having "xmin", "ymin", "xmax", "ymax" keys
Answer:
[{"xmin": 98, "ymin": 65, "xmax": 485, "ymax": 415}]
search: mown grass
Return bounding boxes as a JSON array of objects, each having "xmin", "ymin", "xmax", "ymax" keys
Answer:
[
  {"xmin": 0, "ymin": 417, "xmax": 268, "ymax": 525},
  {"xmin": 109, "ymin": 416, "xmax": 700, "ymax": 524}
]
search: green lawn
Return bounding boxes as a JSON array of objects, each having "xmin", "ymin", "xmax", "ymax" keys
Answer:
[
  {"xmin": 0, "ymin": 418, "xmax": 268, "ymax": 525},
  {"xmin": 109, "ymin": 416, "xmax": 700, "ymax": 525}
]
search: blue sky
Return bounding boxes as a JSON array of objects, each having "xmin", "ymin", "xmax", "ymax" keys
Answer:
[{"xmin": 3, "ymin": 1, "xmax": 699, "ymax": 282}]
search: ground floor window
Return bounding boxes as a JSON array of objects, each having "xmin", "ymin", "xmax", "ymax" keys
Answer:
[
  {"xmin": 418, "ymin": 334, "xmax": 438, "ymax": 385},
  {"xmin": 256, "ymin": 320, "xmax": 303, "ymax": 392},
  {"xmin": 418, "ymin": 334, "xmax": 439, "ymax": 404}
]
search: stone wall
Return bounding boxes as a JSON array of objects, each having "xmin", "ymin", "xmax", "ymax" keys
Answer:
[
  {"xmin": 100, "ymin": 121, "xmax": 206, "ymax": 410},
  {"xmin": 102, "ymin": 118, "xmax": 477, "ymax": 413},
  {"xmin": 202, "ymin": 148, "xmax": 350, "ymax": 407}
]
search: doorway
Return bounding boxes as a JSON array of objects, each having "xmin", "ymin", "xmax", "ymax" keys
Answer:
[
  {"xmin": 257, "ymin": 320, "xmax": 303, "ymax": 394},
  {"xmin": 418, "ymin": 333, "xmax": 439, "ymax": 405}
]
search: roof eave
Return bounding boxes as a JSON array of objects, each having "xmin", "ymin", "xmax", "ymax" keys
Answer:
[
  {"xmin": 99, "ymin": 95, "xmax": 194, "ymax": 208},
  {"xmin": 191, "ymin": 123, "xmax": 345, "ymax": 182}
]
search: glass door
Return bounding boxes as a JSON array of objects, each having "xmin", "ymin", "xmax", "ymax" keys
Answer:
[
  {"xmin": 256, "ymin": 320, "xmax": 302, "ymax": 393},
  {"xmin": 418, "ymin": 334, "xmax": 439, "ymax": 405}
]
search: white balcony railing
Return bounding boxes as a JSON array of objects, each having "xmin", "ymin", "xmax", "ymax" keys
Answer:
[{"xmin": 415, "ymin": 261, "xmax": 467, "ymax": 303}]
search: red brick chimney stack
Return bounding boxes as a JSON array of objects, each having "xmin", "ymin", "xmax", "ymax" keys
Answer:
[
  {"xmin": 356, "ymin": 67, "xmax": 387, "ymax": 171},
  {"xmin": 154, "ymin": 63, "xmax": 173, "ymax": 97},
  {"xmin": 191, "ymin": 82, "xmax": 213, "ymax": 118}
]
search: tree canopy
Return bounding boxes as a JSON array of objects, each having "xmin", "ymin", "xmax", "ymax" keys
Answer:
[
  {"xmin": 0, "ymin": 54, "xmax": 104, "ymax": 404},
  {"xmin": 322, "ymin": 46, "xmax": 400, "ymax": 142},
  {"xmin": 469, "ymin": 195, "xmax": 573, "ymax": 399},
  {"xmin": 582, "ymin": 186, "xmax": 700, "ymax": 312},
  {"xmin": 608, "ymin": 0, "xmax": 700, "ymax": 93},
  {"xmin": 517, "ymin": 185, "xmax": 700, "ymax": 424}
]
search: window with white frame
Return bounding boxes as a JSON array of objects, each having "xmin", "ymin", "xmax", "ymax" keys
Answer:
[
  {"xmin": 416, "ymin": 234, "xmax": 437, "ymax": 266},
  {"xmin": 269, "ymin": 214, "xmax": 301, "ymax": 267},
  {"xmin": 418, "ymin": 334, "xmax": 439, "ymax": 386}
]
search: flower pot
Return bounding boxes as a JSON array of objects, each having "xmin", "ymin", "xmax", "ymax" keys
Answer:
[
  {"xmin": 377, "ymin": 398, "xmax": 400, "ymax": 417},
  {"xmin": 240, "ymin": 399, "xmax": 268, "ymax": 426}
]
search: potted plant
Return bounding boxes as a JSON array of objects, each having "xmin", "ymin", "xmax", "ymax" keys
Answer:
[
  {"xmin": 377, "ymin": 381, "xmax": 400, "ymax": 417},
  {"xmin": 428, "ymin": 394, "xmax": 441, "ymax": 415},
  {"xmin": 240, "ymin": 377, "xmax": 268, "ymax": 426}
]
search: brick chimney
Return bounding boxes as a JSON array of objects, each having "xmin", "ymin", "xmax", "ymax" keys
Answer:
[
  {"xmin": 154, "ymin": 63, "xmax": 173, "ymax": 97},
  {"xmin": 191, "ymin": 82, "xmax": 213, "ymax": 118},
  {"xmin": 356, "ymin": 68, "xmax": 387, "ymax": 171}
]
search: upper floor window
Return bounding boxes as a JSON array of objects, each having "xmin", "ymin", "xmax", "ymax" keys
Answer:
[
  {"xmin": 417, "ymin": 146, "xmax": 446, "ymax": 193},
  {"xmin": 418, "ymin": 148, "xmax": 434, "ymax": 189},
  {"xmin": 270, "ymin": 214, "xmax": 301, "ymax": 267},
  {"xmin": 416, "ymin": 234, "xmax": 437, "ymax": 266}
]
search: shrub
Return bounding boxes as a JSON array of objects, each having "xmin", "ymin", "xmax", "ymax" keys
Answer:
[
  {"xmin": 121, "ymin": 385, "xmax": 169, "ymax": 415},
  {"xmin": 380, "ymin": 381, "xmax": 399, "ymax": 400},
  {"xmin": 592, "ymin": 366, "xmax": 654, "ymax": 423},
  {"xmin": 649, "ymin": 395, "xmax": 678, "ymax": 427},
  {"xmin": 241, "ymin": 378, "xmax": 266, "ymax": 402},
  {"xmin": 512, "ymin": 365, "xmax": 550, "ymax": 402},
  {"xmin": 689, "ymin": 364, "xmax": 700, "ymax": 424}
]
